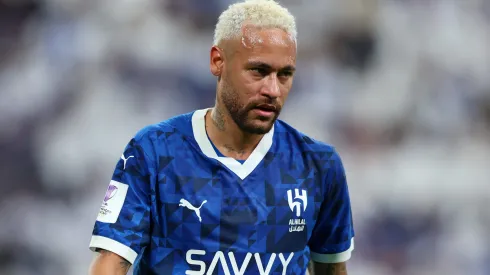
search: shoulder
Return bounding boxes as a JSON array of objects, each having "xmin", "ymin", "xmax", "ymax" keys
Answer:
[
  {"xmin": 122, "ymin": 112, "xmax": 195, "ymax": 163},
  {"xmin": 274, "ymin": 119, "xmax": 339, "ymax": 157},
  {"xmin": 132, "ymin": 111, "xmax": 194, "ymax": 145}
]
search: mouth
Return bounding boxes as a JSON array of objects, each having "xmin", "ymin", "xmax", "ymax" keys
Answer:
[{"xmin": 252, "ymin": 104, "xmax": 277, "ymax": 117}]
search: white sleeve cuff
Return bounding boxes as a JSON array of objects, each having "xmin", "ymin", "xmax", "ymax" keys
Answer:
[
  {"xmin": 310, "ymin": 237, "xmax": 354, "ymax": 263},
  {"xmin": 89, "ymin": 235, "xmax": 138, "ymax": 264}
]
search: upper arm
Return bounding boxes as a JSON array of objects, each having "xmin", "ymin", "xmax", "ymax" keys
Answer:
[
  {"xmin": 90, "ymin": 249, "xmax": 131, "ymax": 275},
  {"xmin": 308, "ymin": 149, "xmax": 355, "ymax": 264},
  {"xmin": 311, "ymin": 261, "xmax": 348, "ymax": 275},
  {"xmin": 89, "ymin": 131, "xmax": 155, "ymax": 265}
]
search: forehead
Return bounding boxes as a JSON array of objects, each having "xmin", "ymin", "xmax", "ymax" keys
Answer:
[{"xmin": 234, "ymin": 26, "xmax": 296, "ymax": 67}]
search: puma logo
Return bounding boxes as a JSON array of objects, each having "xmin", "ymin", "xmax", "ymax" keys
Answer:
[
  {"xmin": 179, "ymin": 199, "xmax": 207, "ymax": 222},
  {"xmin": 121, "ymin": 154, "xmax": 134, "ymax": 170}
]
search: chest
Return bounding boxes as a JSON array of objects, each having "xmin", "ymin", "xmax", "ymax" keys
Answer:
[{"xmin": 151, "ymin": 155, "xmax": 323, "ymax": 252}]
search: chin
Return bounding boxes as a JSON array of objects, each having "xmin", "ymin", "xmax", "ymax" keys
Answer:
[{"xmin": 241, "ymin": 120, "xmax": 275, "ymax": 135}]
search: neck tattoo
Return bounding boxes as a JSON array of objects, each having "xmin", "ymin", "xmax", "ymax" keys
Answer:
[
  {"xmin": 223, "ymin": 144, "xmax": 245, "ymax": 156},
  {"xmin": 212, "ymin": 108, "xmax": 226, "ymax": 131}
]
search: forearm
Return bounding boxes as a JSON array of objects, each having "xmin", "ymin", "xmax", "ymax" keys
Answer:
[
  {"xmin": 312, "ymin": 262, "xmax": 348, "ymax": 275},
  {"xmin": 89, "ymin": 249, "xmax": 131, "ymax": 275}
]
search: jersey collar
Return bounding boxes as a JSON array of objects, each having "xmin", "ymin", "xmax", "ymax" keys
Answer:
[{"xmin": 191, "ymin": 108, "xmax": 274, "ymax": 180}]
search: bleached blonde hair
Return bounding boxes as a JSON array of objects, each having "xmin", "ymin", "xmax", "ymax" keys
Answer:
[{"xmin": 213, "ymin": 0, "xmax": 297, "ymax": 46}]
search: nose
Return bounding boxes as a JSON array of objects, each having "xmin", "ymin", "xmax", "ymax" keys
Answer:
[{"xmin": 261, "ymin": 74, "xmax": 281, "ymax": 98}]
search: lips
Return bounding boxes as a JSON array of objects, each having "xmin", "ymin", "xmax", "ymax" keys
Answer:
[
  {"xmin": 254, "ymin": 104, "xmax": 277, "ymax": 112},
  {"xmin": 251, "ymin": 103, "xmax": 278, "ymax": 118}
]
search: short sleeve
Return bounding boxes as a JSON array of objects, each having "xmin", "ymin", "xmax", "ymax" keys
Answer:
[
  {"xmin": 89, "ymin": 133, "xmax": 154, "ymax": 264},
  {"xmin": 308, "ymin": 150, "xmax": 354, "ymax": 263}
]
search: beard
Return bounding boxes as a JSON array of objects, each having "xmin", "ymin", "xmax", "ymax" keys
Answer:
[{"xmin": 220, "ymin": 78, "xmax": 281, "ymax": 135}]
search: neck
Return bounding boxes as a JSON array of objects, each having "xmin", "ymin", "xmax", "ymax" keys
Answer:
[{"xmin": 205, "ymin": 106, "xmax": 264, "ymax": 160}]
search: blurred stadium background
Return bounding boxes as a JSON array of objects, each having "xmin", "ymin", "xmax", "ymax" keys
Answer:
[{"xmin": 0, "ymin": 0, "xmax": 489, "ymax": 274}]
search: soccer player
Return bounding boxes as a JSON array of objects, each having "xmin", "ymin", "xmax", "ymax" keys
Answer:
[{"xmin": 88, "ymin": 1, "xmax": 354, "ymax": 274}]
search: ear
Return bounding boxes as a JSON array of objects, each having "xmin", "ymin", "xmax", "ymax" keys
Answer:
[{"xmin": 210, "ymin": 46, "xmax": 225, "ymax": 77}]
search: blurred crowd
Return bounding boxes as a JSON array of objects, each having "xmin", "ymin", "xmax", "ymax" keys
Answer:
[{"xmin": 0, "ymin": 0, "xmax": 489, "ymax": 274}]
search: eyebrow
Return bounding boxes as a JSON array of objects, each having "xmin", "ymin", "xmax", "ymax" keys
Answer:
[{"xmin": 247, "ymin": 61, "xmax": 296, "ymax": 72}]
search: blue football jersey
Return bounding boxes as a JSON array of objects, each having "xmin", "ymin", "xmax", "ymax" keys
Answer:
[{"xmin": 89, "ymin": 109, "xmax": 355, "ymax": 275}]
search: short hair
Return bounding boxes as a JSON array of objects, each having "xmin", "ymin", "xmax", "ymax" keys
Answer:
[{"xmin": 213, "ymin": 0, "xmax": 297, "ymax": 46}]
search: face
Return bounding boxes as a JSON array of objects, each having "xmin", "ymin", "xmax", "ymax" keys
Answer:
[{"xmin": 210, "ymin": 26, "xmax": 297, "ymax": 134}]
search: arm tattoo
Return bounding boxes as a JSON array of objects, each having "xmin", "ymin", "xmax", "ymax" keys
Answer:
[
  {"xmin": 118, "ymin": 258, "xmax": 131, "ymax": 271},
  {"xmin": 96, "ymin": 248, "xmax": 131, "ymax": 272},
  {"xmin": 312, "ymin": 262, "xmax": 348, "ymax": 275},
  {"xmin": 308, "ymin": 261, "xmax": 315, "ymax": 275},
  {"xmin": 324, "ymin": 263, "xmax": 347, "ymax": 275}
]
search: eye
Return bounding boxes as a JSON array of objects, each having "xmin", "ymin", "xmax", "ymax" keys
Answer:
[
  {"xmin": 278, "ymin": 71, "xmax": 293, "ymax": 78},
  {"xmin": 250, "ymin": 68, "xmax": 268, "ymax": 76}
]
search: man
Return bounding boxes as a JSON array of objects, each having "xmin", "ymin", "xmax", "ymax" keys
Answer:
[{"xmin": 89, "ymin": 1, "xmax": 354, "ymax": 274}]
